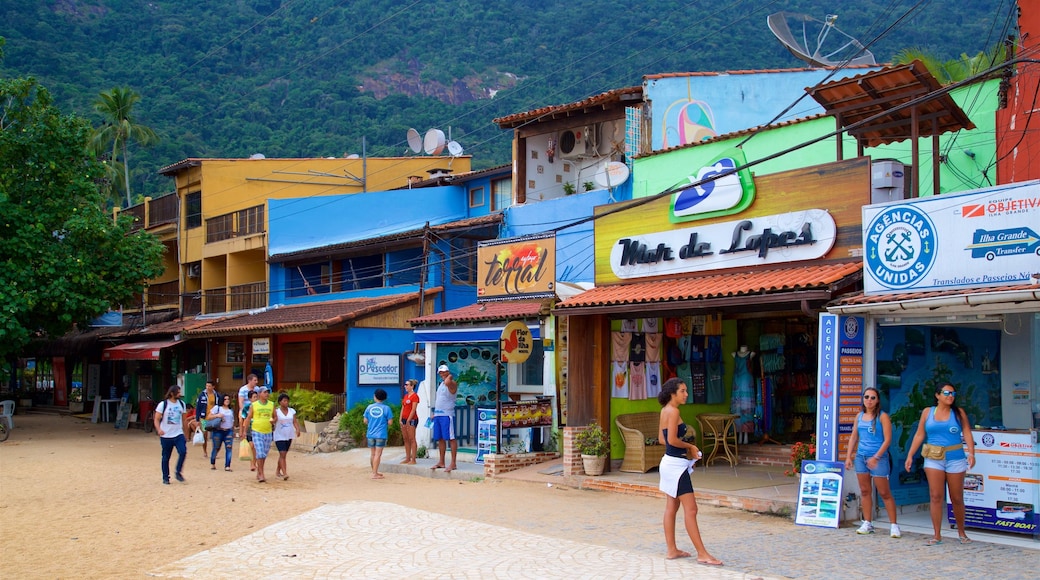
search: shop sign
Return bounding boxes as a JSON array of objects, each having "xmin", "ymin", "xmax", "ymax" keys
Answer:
[
  {"xmin": 864, "ymin": 181, "xmax": 1040, "ymax": 294},
  {"xmin": 357, "ymin": 354, "xmax": 401, "ymax": 386},
  {"xmin": 477, "ymin": 233, "xmax": 556, "ymax": 301},
  {"xmin": 816, "ymin": 314, "xmax": 840, "ymax": 462},
  {"xmin": 669, "ymin": 149, "xmax": 755, "ymax": 223},
  {"xmin": 500, "ymin": 321, "xmax": 533, "ymax": 364},
  {"xmin": 252, "ymin": 337, "xmax": 270, "ymax": 355},
  {"xmin": 609, "ymin": 209, "xmax": 836, "ymax": 279}
]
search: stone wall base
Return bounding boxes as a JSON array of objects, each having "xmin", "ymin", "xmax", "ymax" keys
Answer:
[{"xmin": 483, "ymin": 451, "xmax": 560, "ymax": 478}]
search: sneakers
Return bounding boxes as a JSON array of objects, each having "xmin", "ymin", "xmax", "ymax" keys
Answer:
[
  {"xmin": 890, "ymin": 523, "xmax": 902, "ymax": 538},
  {"xmin": 856, "ymin": 521, "xmax": 875, "ymax": 535}
]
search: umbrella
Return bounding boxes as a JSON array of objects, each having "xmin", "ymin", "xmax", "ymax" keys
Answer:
[{"xmin": 264, "ymin": 362, "xmax": 274, "ymax": 392}]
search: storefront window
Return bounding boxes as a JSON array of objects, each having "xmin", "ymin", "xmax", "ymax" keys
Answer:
[{"xmin": 282, "ymin": 342, "xmax": 312, "ymax": 382}]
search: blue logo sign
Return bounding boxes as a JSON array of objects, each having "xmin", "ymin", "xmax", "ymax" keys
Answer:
[
  {"xmin": 865, "ymin": 205, "xmax": 937, "ymax": 289},
  {"xmin": 669, "ymin": 149, "xmax": 755, "ymax": 222}
]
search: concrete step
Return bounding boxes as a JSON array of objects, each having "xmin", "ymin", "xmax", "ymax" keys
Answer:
[{"xmin": 738, "ymin": 443, "xmax": 793, "ymax": 467}]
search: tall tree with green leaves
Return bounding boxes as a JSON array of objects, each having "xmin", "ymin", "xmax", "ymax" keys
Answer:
[
  {"xmin": 0, "ymin": 76, "xmax": 165, "ymax": 360},
  {"xmin": 90, "ymin": 86, "xmax": 158, "ymax": 208},
  {"xmin": 893, "ymin": 44, "xmax": 1007, "ymax": 85}
]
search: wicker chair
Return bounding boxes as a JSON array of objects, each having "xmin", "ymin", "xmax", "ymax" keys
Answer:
[{"xmin": 615, "ymin": 412, "xmax": 670, "ymax": 473}]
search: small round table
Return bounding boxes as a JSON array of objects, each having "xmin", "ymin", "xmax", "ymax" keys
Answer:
[{"xmin": 697, "ymin": 413, "xmax": 739, "ymax": 466}]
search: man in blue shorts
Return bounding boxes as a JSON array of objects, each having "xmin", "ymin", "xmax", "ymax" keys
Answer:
[{"xmin": 431, "ymin": 364, "xmax": 458, "ymax": 472}]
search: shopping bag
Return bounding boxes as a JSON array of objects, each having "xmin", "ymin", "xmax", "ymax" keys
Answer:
[
  {"xmin": 238, "ymin": 440, "xmax": 253, "ymax": 461},
  {"xmin": 192, "ymin": 426, "xmax": 205, "ymax": 446}
]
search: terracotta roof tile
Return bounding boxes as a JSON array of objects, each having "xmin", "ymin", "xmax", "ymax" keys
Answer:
[
  {"xmin": 642, "ymin": 64, "xmax": 879, "ymax": 80},
  {"xmin": 556, "ymin": 262, "xmax": 862, "ymax": 311},
  {"xmin": 411, "ymin": 300, "xmax": 551, "ymax": 326},
  {"xmin": 636, "ymin": 113, "xmax": 828, "ymax": 159},
  {"xmin": 184, "ymin": 291, "xmax": 437, "ymax": 337},
  {"xmin": 494, "ymin": 86, "xmax": 642, "ymax": 128}
]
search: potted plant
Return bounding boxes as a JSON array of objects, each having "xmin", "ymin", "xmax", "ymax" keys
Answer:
[
  {"xmin": 785, "ymin": 434, "xmax": 817, "ymax": 477},
  {"xmin": 574, "ymin": 420, "xmax": 609, "ymax": 476},
  {"xmin": 287, "ymin": 387, "xmax": 335, "ymax": 433}
]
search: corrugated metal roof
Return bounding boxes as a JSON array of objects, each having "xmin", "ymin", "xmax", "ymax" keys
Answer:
[
  {"xmin": 806, "ymin": 60, "xmax": 975, "ymax": 147},
  {"xmin": 269, "ymin": 214, "xmax": 502, "ymax": 263},
  {"xmin": 831, "ymin": 284, "xmax": 1040, "ymax": 307},
  {"xmin": 183, "ymin": 291, "xmax": 438, "ymax": 338},
  {"xmin": 555, "ymin": 262, "xmax": 862, "ymax": 312},
  {"xmin": 494, "ymin": 86, "xmax": 642, "ymax": 128},
  {"xmin": 411, "ymin": 300, "xmax": 551, "ymax": 326}
]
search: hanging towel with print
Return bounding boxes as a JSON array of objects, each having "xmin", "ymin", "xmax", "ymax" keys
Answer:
[
  {"xmin": 629, "ymin": 362, "xmax": 647, "ymax": 400},
  {"xmin": 621, "ymin": 319, "xmax": 638, "ymax": 332},
  {"xmin": 641, "ymin": 318, "xmax": 660, "ymax": 333},
  {"xmin": 646, "ymin": 361, "xmax": 662, "ymax": 399},
  {"xmin": 611, "ymin": 332, "xmax": 632, "ymax": 362},
  {"xmin": 644, "ymin": 333, "xmax": 661, "ymax": 362},
  {"xmin": 612, "ymin": 361, "xmax": 629, "ymax": 399},
  {"xmin": 629, "ymin": 333, "xmax": 647, "ymax": 362}
]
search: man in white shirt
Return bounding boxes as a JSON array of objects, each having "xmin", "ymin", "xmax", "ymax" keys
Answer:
[
  {"xmin": 237, "ymin": 374, "xmax": 258, "ymax": 431},
  {"xmin": 431, "ymin": 365, "xmax": 458, "ymax": 472}
]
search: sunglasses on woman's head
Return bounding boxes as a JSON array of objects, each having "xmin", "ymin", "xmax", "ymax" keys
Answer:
[{"xmin": 940, "ymin": 390, "xmax": 956, "ymax": 397}]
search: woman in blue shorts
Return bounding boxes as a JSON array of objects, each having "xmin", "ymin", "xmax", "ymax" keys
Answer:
[
  {"xmin": 844, "ymin": 387, "xmax": 899, "ymax": 538},
  {"xmin": 905, "ymin": 383, "xmax": 976, "ymax": 545}
]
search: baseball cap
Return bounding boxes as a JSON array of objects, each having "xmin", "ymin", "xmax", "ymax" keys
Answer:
[
  {"xmin": 258, "ymin": 386, "xmax": 270, "ymax": 393},
  {"xmin": 437, "ymin": 364, "xmax": 450, "ymax": 373}
]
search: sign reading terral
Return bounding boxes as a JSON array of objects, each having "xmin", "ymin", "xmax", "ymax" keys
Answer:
[
  {"xmin": 863, "ymin": 182, "xmax": 1040, "ymax": 294},
  {"xmin": 477, "ymin": 233, "xmax": 556, "ymax": 301}
]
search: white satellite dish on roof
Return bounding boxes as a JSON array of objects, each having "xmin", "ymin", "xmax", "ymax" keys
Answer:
[
  {"xmin": 594, "ymin": 161, "xmax": 630, "ymax": 189},
  {"xmin": 446, "ymin": 140, "xmax": 464, "ymax": 157},
  {"xmin": 406, "ymin": 128, "xmax": 422, "ymax": 153},
  {"xmin": 767, "ymin": 12, "xmax": 876, "ymax": 68},
  {"xmin": 423, "ymin": 129, "xmax": 446, "ymax": 155}
]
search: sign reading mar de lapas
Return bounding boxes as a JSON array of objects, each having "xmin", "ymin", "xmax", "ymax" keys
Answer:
[
  {"xmin": 610, "ymin": 209, "xmax": 836, "ymax": 279},
  {"xmin": 863, "ymin": 181, "xmax": 1040, "ymax": 294},
  {"xmin": 477, "ymin": 233, "xmax": 556, "ymax": 302}
]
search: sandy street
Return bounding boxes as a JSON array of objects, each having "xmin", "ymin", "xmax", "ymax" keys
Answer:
[{"xmin": 0, "ymin": 413, "xmax": 764, "ymax": 579}]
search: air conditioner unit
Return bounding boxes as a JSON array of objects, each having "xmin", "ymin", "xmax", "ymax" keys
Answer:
[
  {"xmin": 559, "ymin": 125, "xmax": 596, "ymax": 159},
  {"xmin": 187, "ymin": 264, "xmax": 201, "ymax": 278}
]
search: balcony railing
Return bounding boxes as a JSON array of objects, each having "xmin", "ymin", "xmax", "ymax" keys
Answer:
[
  {"xmin": 121, "ymin": 193, "xmax": 178, "ymax": 232},
  {"xmin": 206, "ymin": 204, "xmax": 265, "ymax": 243},
  {"xmin": 147, "ymin": 280, "xmax": 179, "ymax": 308},
  {"xmin": 203, "ymin": 288, "xmax": 228, "ymax": 314},
  {"xmin": 230, "ymin": 282, "xmax": 267, "ymax": 311}
]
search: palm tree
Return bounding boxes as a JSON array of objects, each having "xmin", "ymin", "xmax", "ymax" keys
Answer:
[
  {"xmin": 893, "ymin": 44, "xmax": 1007, "ymax": 85},
  {"xmin": 91, "ymin": 87, "xmax": 158, "ymax": 208}
]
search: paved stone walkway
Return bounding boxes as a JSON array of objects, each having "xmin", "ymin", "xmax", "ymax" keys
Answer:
[{"xmin": 149, "ymin": 501, "xmax": 771, "ymax": 580}]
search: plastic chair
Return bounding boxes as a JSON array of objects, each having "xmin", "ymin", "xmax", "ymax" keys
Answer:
[{"xmin": 0, "ymin": 399, "xmax": 14, "ymax": 430}]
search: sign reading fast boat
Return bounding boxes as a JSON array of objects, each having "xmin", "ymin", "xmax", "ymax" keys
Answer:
[
  {"xmin": 863, "ymin": 181, "xmax": 1040, "ymax": 294},
  {"xmin": 609, "ymin": 209, "xmax": 836, "ymax": 279}
]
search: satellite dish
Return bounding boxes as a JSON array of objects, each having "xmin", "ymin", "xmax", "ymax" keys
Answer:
[
  {"xmin": 406, "ymin": 128, "xmax": 422, "ymax": 153},
  {"xmin": 594, "ymin": 161, "xmax": 630, "ymax": 189},
  {"xmin": 767, "ymin": 12, "xmax": 876, "ymax": 68},
  {"xmin": 446, "ymin": 140, "xmax": 464, "ymax": 157},
  {"xmin": 423, "ymin": 129, "xmax": 446, "ymax": 155},
  {"xmin": 249, "ymin": 153, "xmax": 266, "ymax": 159}
]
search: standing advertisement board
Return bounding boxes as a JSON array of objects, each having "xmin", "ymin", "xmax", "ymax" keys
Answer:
[
  {"xmin": 476, "ymin": 408, "xmax": 497, "ymax": 464},
  {"xmin": 959, "ymin": 429, "xmax": 1040, "ymax": 535},
  {"xmin": 817, "ymin": 314, "xmax": 864, "ymax": 462},
  {"xmin": 795, "ymin": 460, "xmax": 846, "ymax": 528}
]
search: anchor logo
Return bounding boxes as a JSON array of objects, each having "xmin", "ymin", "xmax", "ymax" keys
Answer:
[{"xmin": 884, "ymin": 231, "xmax": 915, "ymax": 261}]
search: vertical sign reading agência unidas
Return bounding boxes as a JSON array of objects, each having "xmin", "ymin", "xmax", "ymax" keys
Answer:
[{"xmin": 477, "ymin": 233, "xmax": 556, "ymax": 301}]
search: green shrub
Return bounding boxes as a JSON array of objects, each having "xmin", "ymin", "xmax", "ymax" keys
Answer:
[
  {"xmin": 286, "ymin": 387, "xmax": 335, "ymax": 422},
  {"xmin": 340, "ymin": 399, "xmax": 402, "ymax": 446}
]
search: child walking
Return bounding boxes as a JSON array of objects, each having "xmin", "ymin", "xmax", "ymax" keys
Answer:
[{"xmin": 364, "ymin": 389, "xmax": 393, "ymax": 479}]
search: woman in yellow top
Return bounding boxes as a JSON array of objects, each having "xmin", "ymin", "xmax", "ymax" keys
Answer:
[{"xmin": 245, "ymin": 386, "xmax": 276, "ymax": 483}]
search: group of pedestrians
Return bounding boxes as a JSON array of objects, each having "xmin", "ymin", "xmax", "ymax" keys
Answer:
[
  {"xmin": 155, "ymin": 373, "xmax": 300, "ymax": 486},
  {"xmin": 654, "ymin": 378, "xmax": 975, "ymax": 564}
]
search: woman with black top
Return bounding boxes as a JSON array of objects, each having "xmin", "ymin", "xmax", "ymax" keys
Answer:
[{"xmin": 658, "ymin": 377, "xmax": 722, "ymax": 566}]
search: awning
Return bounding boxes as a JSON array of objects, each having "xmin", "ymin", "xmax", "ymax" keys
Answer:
[
  {"xmin": 102, "ymin": 339, "xmax": 182, "ymax": 361},
  {"xmin": 411, "ymin": 300, "xmax": 548, "ymax": 343},
  {"xmin": 828, "ymin": 284, "xmax": 1040, "ymax": 316},
  {"xmin": 553, "ymin": 261, "xmax": 862, "ymax": 317}
]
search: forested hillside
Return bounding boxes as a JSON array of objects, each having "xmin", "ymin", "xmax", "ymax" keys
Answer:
[{"xmin": 0, "ymin": 0, "xmax": 1017, "ymax": 200}]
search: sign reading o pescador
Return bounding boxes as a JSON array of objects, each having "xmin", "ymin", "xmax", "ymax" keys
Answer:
[
  {"xmin": 500, "ymin": 321, "xmax": 533, "ymax": 364},
  {"xmin": 357, "ymin": 354, "xmax": 402, "ymax": 386}
]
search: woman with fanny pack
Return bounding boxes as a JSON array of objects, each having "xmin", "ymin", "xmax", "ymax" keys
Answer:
[{"xmin": 904, "ymin": 382, "xmax": 976, "ymax": 545}]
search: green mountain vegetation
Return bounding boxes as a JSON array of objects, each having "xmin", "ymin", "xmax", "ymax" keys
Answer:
[{"xmin": 0, "ymin": 0, "xmax": 1016, "ymax": 202}]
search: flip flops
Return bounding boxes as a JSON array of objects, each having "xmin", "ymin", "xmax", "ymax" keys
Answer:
[
  {"xmin": 926, "ymin": 538, "xmax": 943, "ymax": 546},
  {"xmin": 697, "ymin": 558, "xmax": 723, "ymax": 566},
  {"xmin": 959, "ymin": 536, "xmax": 972, "ymax": 544}
]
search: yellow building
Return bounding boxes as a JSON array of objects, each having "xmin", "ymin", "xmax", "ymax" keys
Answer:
[{"xmin": 150, "ymin": 156, "xmax": 471, "ymax": 316}]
